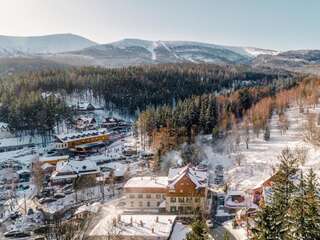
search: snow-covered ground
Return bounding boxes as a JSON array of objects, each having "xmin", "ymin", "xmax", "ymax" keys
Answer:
[{"xmin": 215, "ymin": 104, "xmax": 320, "ymax": 191}]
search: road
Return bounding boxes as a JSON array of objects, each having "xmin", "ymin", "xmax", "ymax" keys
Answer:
[{"xmin": 209, "ymin": 223, "xmax": 237, "ymax": 240}]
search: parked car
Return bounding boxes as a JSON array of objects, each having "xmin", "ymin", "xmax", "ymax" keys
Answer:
[
  {"xmin": 64, "ymin": 189, "xmax": 74, "ymax": 195},
  {"xmin": 39, "ymin": 197, "xmax": 56, "ymax": 204},
  {"xmin": 9, "ymin": 211, "xmax": 21, "ymax": 220},
  {"xmin": 4, "ymin": 230, "xmax": 31, "ymax": 238},
  {"xmin": 54, "ymin": 192, "xmax": 65, "ymax": 199}
]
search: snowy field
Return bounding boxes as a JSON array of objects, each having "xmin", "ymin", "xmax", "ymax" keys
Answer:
[{"xmin": 216, "ymin": 104, "xmax": 320, "ymax": 191}]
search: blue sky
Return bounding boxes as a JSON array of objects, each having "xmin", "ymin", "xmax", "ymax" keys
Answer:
[{"xmin": 0, "ymin": 0, "xmax": 319, "ymax": 50}]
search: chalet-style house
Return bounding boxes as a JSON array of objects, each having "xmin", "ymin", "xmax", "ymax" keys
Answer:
[
  {"xmin": 75, "ymin": 117, "xmax": 97, "ymax": 130},
  {"xmin": 101, "ymin": 117, "xmax": 131, "ymax": 132},
  {"xmin": 123, "ymin": 164, "xmax": 210, "ymax": 216},
  {"xmin": 166, "ymin": 164, "xmax": 208, "ymax": 215},
  {"xmin": 77, "ymin": 102, "xmax": 96, "ymax": 111}
]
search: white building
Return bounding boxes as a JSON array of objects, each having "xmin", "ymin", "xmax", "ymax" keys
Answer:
[
  {"xmin": 122, "ymin": 164, "xmax": 210, "ymax": 216},
  {"xmin": 88, "ymin": 214, "xmax": 177, "ymax": 240},
  {"xmin": 123, "ymin": 176, "xmax": 168, "ymax": 212},
  {"xmin": 51, "ymin": 160, "xmax": 100, "ymax": 184}
]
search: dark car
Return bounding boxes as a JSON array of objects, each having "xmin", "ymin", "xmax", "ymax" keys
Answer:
[
  {"xmin": 39, "ymin": 197, "xmax": 56, "ymax": 204},
  {"xmin": 9, "ymin": 211, "xmax": 21, "ymax": 220},
  {"xmin": 4, "ymin": 230, "xmax": 31, "ymax": 238},
  {"xmin": 54, "ymin": 193, "xmax": 65, "ymax": 199}
]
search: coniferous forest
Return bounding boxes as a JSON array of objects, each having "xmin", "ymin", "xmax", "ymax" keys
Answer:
[{"xmin": 0, "ymin": 63, "xmax": 298, "ymax": 134}]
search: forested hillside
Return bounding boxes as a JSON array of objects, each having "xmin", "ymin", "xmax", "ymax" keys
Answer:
[
  {"xmin": 0, "ymin": 63, "xmax": 297, "ymax": 134},
  {"xmin": 137, "ymin": 75, "xmax": 318, "ymax": 167}
]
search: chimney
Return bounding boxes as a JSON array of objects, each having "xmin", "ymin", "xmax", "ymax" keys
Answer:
[
  {"xmin": 151, "ymin": 228, "xmax": 154, "ymax": 233},
  {"xmin": 112, "ymin": 218, "xmax": 117, "ymax": 226},
  {"xmin": 156, "ymin": 216, "xmax": 159, "ymax": 223},
  {"xmin": 130, "ymin": 216, "xmax": 133, "ymax": 226},
  {"xmin": 168, "ymin": 219, "xmax": 172, "ymax": 224},
  {"xmin": 140, "ymin": 220, "xmax": 144, "ymax": 227},
  {"xmin": 117, "ymin": 214, "xmax": 121, "ymax": 223}
]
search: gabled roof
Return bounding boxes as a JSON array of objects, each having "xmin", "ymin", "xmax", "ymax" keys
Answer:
[
  {"xmin": 55, "ymin": 160, "xmax": 99, "ymax": 175},
  {"xmin": 77, "ymin": 101, "xmax": 97, "ymax": 110},
  {"xmin": 76, "ymin": 116, "xmax": 96, "ymax": 123},
  {"xmin": 168, "ymin": 164, "xmax": 207, "ymax": 189}
]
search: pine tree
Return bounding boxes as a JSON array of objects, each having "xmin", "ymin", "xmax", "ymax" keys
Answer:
[
  {"xmin": 186, "ymin": 219, "xmax": 207, "ymax": 240},
  {"xmin": 303, "ymin": 169, "xmax": 320, "ymax": 239},
  {"xmin": 285, "ymin": 171, "xmax": 307, "ymax": 240},
  {"xmin": 251, "ymin": 205, "xmax": 275, "ymax": 240},
  {"xmin": 252, "ymin": 148, "xmax": 298, "ymax": 240},
  {"xmin": 270, "ymin": 148, "xmax": 298, "ymax": 239}
]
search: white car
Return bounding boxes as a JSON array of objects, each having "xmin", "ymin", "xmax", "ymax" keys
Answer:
[{"xmin": 206, "ymin": 219, "xmax": 214, "ymax": 228}]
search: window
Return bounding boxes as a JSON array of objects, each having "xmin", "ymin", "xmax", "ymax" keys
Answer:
[
  {"xmin": 186, "ymin": 206, "xmax": 192, "ymax": 213},
  {"xmin": 178, "ymin": 197, "xmax": 185, "ymax": 203},
  {"xmin": 178, "ymin": 206, "xmax": 184, "ymax": 213},
  {"xmin": 195, "ymin": 197, "xmax": 200, "ymax": 203},
  {"xmin": 170, "ymin": 197, "xmax": 176, "ymax": 203},
  {"xmin": 147, "ymin": 201, "xmax": 150, "ymax": 207},
  {"xmin": 156, "ymin": 194, "xmax": 161, "ymax": 199},
  {"xmin": 157, "ymin": 202, "xmax": 160, "ymax": 207},
  {"xmin": 130, "ymin": 202, "xmax": 134, "ymax": 207},
  {"xmin": 129, "ymin": 194, "xmax": 135, "ymax": 199},
  {"xmin": 146, "ymin": 194, "xmax": 151, "ymax": 199},
  {"xmin": 186, "ymin": 197, "xmax": 192, "ymax": 203},
  {"xmin": 180, "ymin": 190, "xmax": 183, "ymax": 193},
  {"xmin": 138, "ymin": 194, "xmax": 143, "ymax": 199},
  {"xmin": 170, "ymin": 206, "xmax": 177, "ymax": 212},
  {"xmin": 139, "ymin": 202, "xmax": 143, "ymax": 207}
]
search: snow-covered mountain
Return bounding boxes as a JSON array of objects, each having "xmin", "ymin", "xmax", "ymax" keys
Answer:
[
  {"xmin": 1, "ymin": 34, "xmax": 319, "ymax": 74},
  {"xmin": 252, "ymin": 49, "xmax": 320, "ymax": 73},
  {"xmin": 0, "ymin": 33, "xmax": 96, "ymax": 57},
  {"xmin": 48, "ymin": 38, "xmax": 278, "ymax": 67}
]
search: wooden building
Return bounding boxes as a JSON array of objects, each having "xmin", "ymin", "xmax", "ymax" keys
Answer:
[{"xmin": 166, "ymin": 164, "xmax": 208, "ymax": 215}]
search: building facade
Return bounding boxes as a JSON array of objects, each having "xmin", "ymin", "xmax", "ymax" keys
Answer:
[
  {"xmin": 122, "ymin": 165, "xmax": 209, "ymax": 216},
  {"xmin": 123, "ymin": 176, "xmax": 167, "ymax": 211},
  {"xmin": 54, "ymin": 130, "xmax": 109, "ymax": 150}
]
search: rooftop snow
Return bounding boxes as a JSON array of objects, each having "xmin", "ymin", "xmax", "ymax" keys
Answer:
[
  {"xmin": 89, "ymin": 214, "xmax": 176, "ymax": 239},
  {"xmin": 39, "ymin": 155, "xmax": 69, "ymax": 162},
  {"xmin": 168, "ymin": 165, "xmax": 207, "ymax": 189},
  {"xmin": 124, "ymin": 176, "xmax": 168, "ymax": 189},
  {"xmin": 56, "ymin": 129, "xmax": 108, "ymax": 143}
]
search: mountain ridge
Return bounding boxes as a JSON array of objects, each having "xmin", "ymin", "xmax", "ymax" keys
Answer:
[
  {"xmin": 0, "ymin": 34, "xmax": 319, "ymax": 74},
  {"xmin": 0, "ymin": 33, "xmax": 97, "ymax": 56}
]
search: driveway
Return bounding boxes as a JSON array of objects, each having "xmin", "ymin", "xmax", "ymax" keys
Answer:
[{"xmin": 209, "ymin": 223, "xmax": 237, "ymax": 240}]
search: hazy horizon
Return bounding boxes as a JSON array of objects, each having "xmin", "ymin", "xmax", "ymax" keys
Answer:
[{"xmin": 1, "ymin": 0, "xmax": 320, "ymax": 51}]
